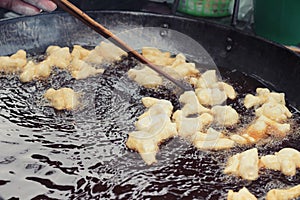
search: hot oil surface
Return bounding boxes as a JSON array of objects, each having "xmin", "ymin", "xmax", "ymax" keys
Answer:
[{"xmin": 0, "ymin": 57, "xmax": 299, "ymax": 199}]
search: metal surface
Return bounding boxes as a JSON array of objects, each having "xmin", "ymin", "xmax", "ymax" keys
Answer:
[
  {"xmin": 0, "ymin": 11, "xmax": 299, "ymax": 199},
  {"xmin": 0, "ymin": 11, "xmax": 299, "ymax": 106}
]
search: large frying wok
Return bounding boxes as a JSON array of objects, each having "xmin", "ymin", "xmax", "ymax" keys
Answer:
[{"xmin": 0, "ymin": 11, "xmax": 299, "ymax": 199}]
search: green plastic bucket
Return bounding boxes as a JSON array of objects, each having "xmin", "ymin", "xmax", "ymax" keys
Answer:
[
  {"xmin": 254, "ymin": 0, "xmax": 300, "ymax": 45},
  {"xmin": 177, "ymin": 0, "xmax": 231, "ymax": 17}
]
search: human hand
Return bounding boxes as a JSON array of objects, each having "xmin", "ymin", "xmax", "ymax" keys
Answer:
[{"xmin": 0, "ymin": 0, "xmax": 57, "ymax": 15}]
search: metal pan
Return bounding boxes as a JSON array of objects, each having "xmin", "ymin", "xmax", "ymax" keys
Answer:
[{"xmin": 0, "ymin": 11, "xmax": 299, "ymax": 199}]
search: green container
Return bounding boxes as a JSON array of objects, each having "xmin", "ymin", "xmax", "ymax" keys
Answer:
[
  {"xmin": 254, "ymin": 0, "xmax": 300, "ymax": 45},
  {"xmin": 177, "ymin": 0, "xmax": 231, "ymax": 17}
]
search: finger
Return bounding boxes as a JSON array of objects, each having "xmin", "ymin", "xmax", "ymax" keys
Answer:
[
  {"xmin": 0, "ymin": 0, "xmax": 41, "ymax": 15},
  {"xmin": 23, "ymin": 0, "xmax": 57, "ymax": 12}
]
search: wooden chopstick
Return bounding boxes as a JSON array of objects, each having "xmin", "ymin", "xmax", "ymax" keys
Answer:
[
  {"xmin": 285, "ymin": 46, "xmax": 300, "ymax": 54},
  {"xmin": 51, "ymin": 0, "xmax": 193, "ymax": 91}
]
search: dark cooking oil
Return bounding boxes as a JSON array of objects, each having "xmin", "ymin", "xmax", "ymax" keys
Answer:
[{"xmin": 0, "ymin": 56, "xmax": 299, "ymax": 199}]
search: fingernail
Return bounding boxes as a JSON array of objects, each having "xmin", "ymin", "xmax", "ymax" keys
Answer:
[{"xmin": 39, "ymin": 1, "xmax": 57, "ymax": 12}]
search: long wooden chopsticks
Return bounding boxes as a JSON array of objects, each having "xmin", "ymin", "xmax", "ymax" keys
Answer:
[
  {"xmin": 51, "ymin": 0, "xmax": 193, "ymax": 91},
  {"xmin": 285, "ymin": 46, "xmax": 300, "ymax": 54}
]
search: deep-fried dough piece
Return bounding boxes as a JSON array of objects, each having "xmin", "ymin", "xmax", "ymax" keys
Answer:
[
  {"xmin": 128, "ymin": 66, "xmax": 163, "ymax": 88},
  {"xmin": 167, "ymin": 53, "xmax": 200, "ymax": 77},
  {"xmin": 260, "ymin": 148, "xmax": 300, "ymax": 176},
  {"xmin": 227, "ymin": 187, "xmax": 257, "ymax": 200},
  {"xmin": 0, "ymin": 50, "xmax": 27, "ymax": 73},
  {"xmin": 196, "ymin": 87, "xmax": 227, "ymax": 106},
  {"xmin": 44, "ymin": 88, "xmax": 79, "ymax": 110},
  {"xmin": 255, "ymin": 102, "xmax": 292, "ymax": 122},
  {"xmin": 224, "ymin": 148, "xmax": 259, "ymax": 180},
  {"xmin": 126, "ymin": 97, "xmax": 177, "ymax": 165},
  {"xmin": 173, "ymin": 110, "xmax": 213, "ymax": 138},
  {"xmin": 83, "ymin": 47, "xmax": 103, "ymax": 65},
  {"xmin": 195, "ymin": 70, "xmax": 237, "ymax": 105},
  {"xmin": 179, "ymin": 91, "xmax": 210, "ymax": 116},
  {"xmin": 244, "ymin": 88, "xmax": 286, "ymax": 109},
  {"xmin": 211, "ymin": 105, "xmax": 239, "ymax": 126},
  {"xmin": 217, "ymin": 82, "xmax": 237, "ymax": 100},
  {"xmin": 20, "ymin": 60, "xmax": 52, "ymax": 82},
  {"xmin": 193, "ymin": 128, "xmax": 235, "ymax": 150},
  {"xmin": 141, "ymin": 97, "xmax": 173, "ymax": 117},
  {"xmin": 126, "ymin": 131, "xmax": 159, "ymax": 165},
  {"xmin": 130, "ymin": 48, "xmax": 200, "ymax": 88},
  {"xmin": 95, "ymin": 42, "xmax": 128, "ymax": 62},
  {"xmin": 196, "ymin": 70, "xmax": 218, "ymax": 89},
  {"xmin": 135, "ymin": 102, "xmax": 172, "ymax": 134},
  {"xmin": 266, "ymin": 184, "xmax": 300, "ymax": 200},
  {"xmin": 142, "ymin": 47, "xmax": 175, "ymax": 66},
  {"xmin": 87, "ymin": 41, "xmax": 127, "ymax": 63},
  {"xmin": 245, "ymin": 115, "xmax": 290, "ymax": 141},
  {"xmin": 230, "ymin": 134, "xmax": 255, "ymax": 145},
  {"xmin": 71, "ymin": 45, "xmax": 91, "ymax": 60},
  {"xmin": 46, "ymin": 46, "xmax": 72, "ymax": 69},
  {"xmin": 70, "ymin": 58, "xmax": 104, "ymax": 80},
  {"xmin": 131, "ymin": 48, "xmax": 200, "ymax": 88}
]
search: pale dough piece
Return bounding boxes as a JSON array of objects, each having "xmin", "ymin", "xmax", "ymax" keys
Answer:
[
  {"xmin": 244, "ymin": 88, "xmax": 286, "ymax": 109},
  {"xmin": 260, "ymin": 148, "xmax": 300, "ymax": 176},
  {"xmin": 260, "ymin": 155, "xmax": 281, "ymax": 171},
  {"xmin": 167, "ymin": 53, "xmax": 200, "ymax": 77},
  {"xmin": 224, "ymin": 148, "xmax": 259, "ymax": 180},
  {"xmin": 230, "ymin": 134, "xmax": 255, "ymax": 145},
  {"xmin": 266, "ymin": 184, "xmax": 300, "ymax": 200},
  {"xmin": 44, "ymin": 88, "xmax": 79, "ymax": 110},
  {"xmin": 20, "ymin": 60, "xmax": 52, "ymax": 82},
  {"xmin": 192, "ymin": 128, "xmax": 224, "ymax": 142},
  {"xmin": 142, "ymin": 47, "xmax": 175, "ymax": 66},
  {"xmin": 196, "ymin": 70, "xmax": 218, "ymax": 89},
  {"xmin": 127, "ymin": 117, "xmax": 177, "ymax": 165},
  {"xmin": 93, "ymin": 41, "xmax": 127, "ymax": 62},
  {"xmin": 84, "ymin": 42, "xmax": 127, "ymax": 64},
  {"xmin": 135, "ymin": 101, "xmax": 174, "ymax": 136},
  {"xmin": 126, "ymin": 97, "xmax": 177, "ymax": 165},
  {"xmin": 46, "ymin": 46, "xmax": 72, "ymax": 69},
  {"xmin": 69, "ymin": 58, "xmax": 104, "ymax": 80},
  {"xmin": 141, "ymin": 97, "xmax": 173, "ymax": 117},
  {"xmin": 130, "ymin": 49, "xmax": 200, "ymax": 88},
  {"xmin": 71, "ymin": 45, "xmax": 91, "ymax": 60},
  {"xmin": 169, "ymin": 53, "xmax": 186, "ymax": 68},
  {"xmin": 194, "ymin": 138, "xmax": 235, "ymax": 150},
  {"xmin": 195, "ymin": 70, "xmax": 237, "ymax": 104},
  {"xmin": 126, "ymin": 131, "xmax": 159, "ymax": 165},
  {"xmin": 179, "ymin": 91, "xmax": 210, "ymax": 116},
  {"xmin": 135, "ymin": 99, "xmax": 175, "ymax": 136},
  {"xmin": 166, "ymin": 62, "xmax": 198, "ymax": 78},
  {"xmin": 245, "ymin": 115, "xmax": 291, "ymax": 141},
  {"xmin": 227, "ymin": 187, "xmax": 257, "ymax": 200},
  {"xmin": 193, "ymin": 128, "xmax": 235, "ymax": 150},
  {"xmin": 211, "ymin": 105, "xmax": 239, "ymax": 126},
  {"xmin": 217, "ymin": 82, "xmax": 237, "ymax": 100},
  {"xmin": 173, "ymin": 110, "xmax": 213, "ymax": 138},
  {"xmin": 131, "ymin": 47, "xmax": 200, "ymax": 88},
  {"xmin": 188, "ymin": 77, "xmax": 199, "ymax": 86},
  {"xmin": 193, "ymin": 70, "xmax": 237, "ymax": 106},
  {"xmin": 0, "ymin": 50, "xmax": 27, "ymax": 73},
  {"xmin": 255, "ymin": 102, "xmax": 292, "ymax": 122},
  {"xmin": 196, "ymin": 87, "xmax": 227, "ymax": 106},
  {"xmin": 83, "ymin": 48, "xmax": 104, "ymax": 64},
  {"xmin": 128, "ymin": 66, "xmax": 163, "ymax": 88}
]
